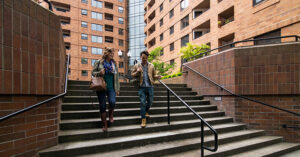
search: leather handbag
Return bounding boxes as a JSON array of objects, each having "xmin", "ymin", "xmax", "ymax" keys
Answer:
[{"xmin": 89, "ymin": 76, "xmax": 107, "ymax": 91}]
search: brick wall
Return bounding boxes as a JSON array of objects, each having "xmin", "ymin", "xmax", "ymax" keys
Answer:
[
  {"xmin": 161, "ymin": 76, "xmax": 184, "ymax": 84},
  {"xmin": 0, "ymin": 0, "xmax": 66, "ymax": 156},
  {"xmin": 183, "ymin": 42, "xmax": 300, "ymax": 142}
]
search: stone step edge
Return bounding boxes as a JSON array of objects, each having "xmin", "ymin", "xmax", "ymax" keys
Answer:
[{"xmin": 61, "ymin": 100, "xmax": 210, "ymax": 105}]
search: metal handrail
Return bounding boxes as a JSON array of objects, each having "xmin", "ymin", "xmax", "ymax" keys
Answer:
[
  {"xmin": 0, "ymin": 54, "xmax": 70, "ymax": 122},
  {"xmin": 184, "ymin": 35, "xmax": 300, "ymax": 62},
  {"xmin": 182, "ymin": 64, "xmax": 300, "ymax": 118},
  {"xmin": 43, "ymin": 0, "xmax": 53, "ymax": 11},
  {"xmin": 158, "ymin": 80, "xmax": 218, "ymax": 157}
]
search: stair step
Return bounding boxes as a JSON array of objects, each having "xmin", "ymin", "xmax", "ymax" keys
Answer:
[
  {"xmin": 60, "ymin": 105, "xmax": 218, "ymax": 119},
  {"xmin": 61, "ymin": 100, "xmax": 210, "ymax": 110},
  {"xmin": 63, "ymin": 95, "xmax": 203, "ymax": 103},
  {"xmin": 68, "ymin": 85, "xmax": 192, "ymax": 91},
  {"xmin": 280, "ymin": 149, "xmax": 300, "ymax": 157},
  {"xmin": 58, "ymin": 118, "xmax": 237, "ymax": 143},
  {"xmin": 66, "ymin": 90, "xmax": 197, "ymax": 96},
  {"xmin": 59, "ymin": 111, "xmax": 226, "ymax": 130},
  {"xmin": 229, "ymin": 142, "xmax": 300, "ymax": 157},
  {"xmin": 68, "ymin": 80, "xmax": 187, "ymax": 87},
  {"xmin": 39, "ymin": 128, "xmax": 264, "ymax": 157},
  {"xmin": 162, "ymin": 136, "xmax": 283, "ymax": 157}
]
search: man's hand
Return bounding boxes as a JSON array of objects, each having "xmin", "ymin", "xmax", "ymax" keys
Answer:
[
  {"xmin": 137, "ymin": 67, "xmax": 142, "ymax": 73},
  {"xmin": 116, "ymin": 91, "xmax": 120, "ymax": 96},
  {"xmin": 157, "ymin": 75, "xmax": 162, "ymax": 80}
]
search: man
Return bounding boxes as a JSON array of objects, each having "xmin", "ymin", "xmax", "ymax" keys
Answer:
[{"xmin": 131, "ymin": 51, "xmax": 161, "ymax": 128}]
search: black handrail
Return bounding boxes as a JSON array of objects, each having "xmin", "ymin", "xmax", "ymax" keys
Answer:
[
  {"xmin": 0, "ymin": 54, "xmax": 70, "ymax": 122},
  {"xmin": 184, "ymin": 35, "xmax": 300, "ymax": 62},
  {"xmin": 182, "ymin": 64, "xmax": 300, "ymax": 118},
  {"xmin": 43, "ymin": 0, "xmax": 53, "ymax": 11},
  {"xmin": 158, "ymin": 80, "xmax": 218, "ymax": 157}
]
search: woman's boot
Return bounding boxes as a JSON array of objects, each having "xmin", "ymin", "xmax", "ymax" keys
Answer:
[
  {"xmin": 100, "ymin": 112, "xmax": 108, "ymax": 132},
  {"xmin": 109, "ymin": 109, "xmax": 114, "ymax": 123}
]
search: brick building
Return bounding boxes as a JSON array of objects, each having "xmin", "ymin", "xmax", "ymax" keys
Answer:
[
  {"xmin": 144, "ymin": 0, "xmax": 300, "ymax": 71},
  {"xmin": 51, "ymin": 0, "xmax": 128, "ymax": 80}
]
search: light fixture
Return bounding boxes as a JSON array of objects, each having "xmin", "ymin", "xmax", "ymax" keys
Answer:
[{"xmin": 118, "ymin": 50, "xmax": 123, "ymax": 57}]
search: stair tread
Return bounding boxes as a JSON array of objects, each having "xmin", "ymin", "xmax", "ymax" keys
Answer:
[
  {"xmin": 61, "ymin": 100, "xmax": 210, "ymax": 105},
  {"xmin": 40, "ymin": 128, "xmax": 264, "ymax": 153},
  {"xmin": 60, "ymin": 111, "xmax": 225, "ymax": 123},
  {"xmin": 64, "ymin": 95, "xmax": 201, "ymax": 98},
  {"xmin": 229, "ymin": 142, "xmax": 300, "ymax": 157},
  {"xmin": 162, "ymin": 136, "xmax": 283, "ymax": 157},
  {"xmin": 58, "ymin": 117, "xmax": 235, "ymax": 136},
  {"xmin": 61, "ymin": 105, "xmax": 217, "ymax": 113},
  {"xmin": 280, "ymin": 149, "xmax": 300, "ymax": 157}
]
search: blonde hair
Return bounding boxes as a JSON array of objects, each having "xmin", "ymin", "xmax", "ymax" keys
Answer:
[{"xmin": 102, "ymin": 47, "xmax": 114, "ymax": 60}]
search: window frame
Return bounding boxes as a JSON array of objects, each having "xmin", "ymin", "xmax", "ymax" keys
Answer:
[
  {"xmin": 81, "ymin": 0, "xmax": 88, "ymax": 4},
  {"xmin": 169, "ymin": 9, "xmax": 174, "ymax": 19},
  {"xmin": 170, "ymin": 26, "xmax": 174, "ymax": 35},
  {"xmin": 81, "ymin": 33, "xmax": 88, "ymax": 40},
  {"xmin": 253, "ymin": 0, "xmax": 266, "ymax": 6},
  {"xmin": 181, "ymin": 15, "xmax": 189, "ymax": 30},
  {"xmin": 81, "ymin": 9, "xmax": 88, "ymax": 15},
  {"xmin": 81, "ymin": 21, "xmax": 88, "ymax": 28},
  {"xmin": 118, "ymin": 17, "xmax": 124, "ymax": 24},
  {"xmin": 170, "ymin": 42, "xmax": 174, "ymax": 51},
  {"xmin": 81, "ymin": 58, "xmax": 88, "ymax": 64},
  {"xmin": 81, "ymin": 70, "xmax": 88, "ymax": 76},
  {"xmin": 81, "ymin": 46, "xmax": 88, "ymax": 52}
]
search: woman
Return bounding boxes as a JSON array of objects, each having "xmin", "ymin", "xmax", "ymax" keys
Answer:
[{"xmin": 92, "ymin": 47, "xmax": 120, "ymax": 132}]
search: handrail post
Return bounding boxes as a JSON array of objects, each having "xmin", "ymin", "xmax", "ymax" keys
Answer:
[
  {"xmin": 167, "ymin": 90, "xmax": 170, "ymax": 125},
  {"xmin": 296, "ymin": 36, "xmax": 299, "ymax": 42},
  {"xmin": 201, "ymin": 121, "xmax": 204, "ymax": 157}
]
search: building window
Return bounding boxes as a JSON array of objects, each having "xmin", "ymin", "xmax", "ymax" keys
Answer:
[
  {"xmin": 119, "ymin": 28, "xmax": 124, "ymax": 35},
  {"xmin": 81, "ymin": 0, "xmax": 88, "ymax": 4},
  {"xmin": 160, "ymin": 19, "xmax": 163, "ymax": 27},
  {"xmin": 81, "ymin": 33, "xmax": 88, "ymax": 40},
  {"xmin": 81, "ymin": 9, "xmax": 88, "ymax": 15},
  {"xmin": 160, "ymin": 48, "xmax": 164, "ymax": 56},
  {"xmin": 65, "ymin": 42, "xmax": 70, "ymax": 50},
  {"xmin": 81, "ymin": 21, "xmax": 88, "ymax": 28},
  {"xmin": 170, "ymin": 59, "xmax": 174, "ymax": 66},
  {"xmin": 81, "ymin": 58, "xmax": 88, "ymax": 64},
  {"xmin": 92, "ymin": 47, "xmax": 103, "ymax": 55},
  {"xmin": 105, "ymin": 25, "xmax": 114, "ymax": 32},
  {"xmin": 118, "ymin": 6, "xmax": 124, "ymax": 13},
  {"xmin": 170, "ymin": 26, "xmax": 174, "ymax": 35},
  {"xmin": 180, "ymin": 0, "xmax": 189, "ymax": 11},
  {"xmin": 181, "ymin": 34, "xmax": 189, "ymax": 47},
  {"xmin": 92, "ymin": 0, "xmax": 102, "ymax": 8},
  {"xmin": 92, "ymin": 12, "xmax": 103, "ymax": 20},
  {"xmin": 118, "ymin": 18, "xmax": 124, "ymax": 24},
  {"xmin": 119, "ymin": 39, "xmax": 124, "ymax": 46},
  {"xmin": 81, "ymin": 46, "xmax": 88, "ymax": 52},
  {"xmin": 119, "ymin": 62, "xmax": 124, "ymax": 68},
  {"xmin": 160, "ymin": 33, "xmax": 163, "ymax": 41},
  {"xmin": 181, "ymin": 15, "xmax": 189, "ymax": 29},
  {"xmin": 92, "ymin": 35, "xmax": 102, "ymax": 43},
  {"xmin": 81, "ymin": 70, "xmax": 88, "ymax": 76},
  {"xmin": 105, "ymin": 36, "xmax": 114, "ymax": 43},
  {"xmin": 253, "ymin": 0, "xmax": 266, "ymax": 6},
  {"xmin": 62, "ymin": 30, "xmax": 70, "ymax": 38},
  {"xmin": 91, "ymin": 59, "xmax": 97, "ymax": 66},
  {"xmin": 193, "ymin": 10, "xmax": 203, "ymax": 19},
  {"xmin": 91, "ymin": 23, "xmax": 103, "ymax": 32},
  {"xmin": 170, "ymin": 43, "xmax": 174, "ymax": 51},
  {"xmin": 119, "ymin": 0, "xmax": 123, "ymax": 2},
  {"xmin": 169, "ymin": 9, "xmax": 174, "ymax": 19},
  {"xmin": 160, "ymin": 3, "xmax": 163, "ymax": 12},
  {"xmin": 105, "ymin": 2, "xmax": 114, "ymax": 9}
]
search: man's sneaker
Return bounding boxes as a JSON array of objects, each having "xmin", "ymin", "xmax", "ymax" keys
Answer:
[
  {"xmin": 141, "ymin": 118, "xmax": 146, "ymax": 128},
  {"xmin": 145, "ymin": 112, "xmax": 150, "ymax": 118}
]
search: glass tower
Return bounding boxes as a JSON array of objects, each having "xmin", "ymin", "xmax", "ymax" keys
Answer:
[{"xmin": 128, "ymin": 0, "xmax": 146, "ymax": 65}]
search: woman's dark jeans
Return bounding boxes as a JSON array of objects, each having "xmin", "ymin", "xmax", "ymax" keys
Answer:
[{"xmin": 96, "ymin": 89, "xmax": 116, "ymax": 113}]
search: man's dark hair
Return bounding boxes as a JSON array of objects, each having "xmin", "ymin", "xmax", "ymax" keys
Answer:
[{"xmin": 140, "ymin": 50, "xmax": 149, "ymax": 57}]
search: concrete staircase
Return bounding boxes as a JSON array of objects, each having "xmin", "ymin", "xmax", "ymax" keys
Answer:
[{"xmin": 39, "ymin": 80, "xmax": 300, "ymax": 157}]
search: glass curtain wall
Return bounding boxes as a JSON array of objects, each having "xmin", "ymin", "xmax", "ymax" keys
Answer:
[{"xmin": 128, "ymin": 0, "xmax": 146, "ymax": 65}]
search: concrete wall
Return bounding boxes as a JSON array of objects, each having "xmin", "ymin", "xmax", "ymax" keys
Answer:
[
  {"xmin": 0, "ymin": 0, "xmax": 66, "ymax": 156},
  {"xmin": 183, "ymin": 42, "xmax": 300, "ymax": 142}
]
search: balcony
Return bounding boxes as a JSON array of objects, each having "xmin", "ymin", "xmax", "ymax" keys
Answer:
[
  {"xmin": 193, "ymin": 20, "xmax": 210, "ymax": 40},
  {"xmin": 60, "ymin": 16, "xmax": 70, "ymax": 25},
  {"xmin": 105, "ymin": 36, "xmax": 114, "ymax": 43},
  {"xmin": 52, "ymin": 1, "xmax": 70, "ymax": 12},
  {"xmin": 148, "ymin": 24, "xmax": 156, "ymax": 36},
  {"xmin": 104, "ymin": 13, "xmax": 114, "ymax": 21},
  {"xmin": 148, "ymin": 0, "xmax": 155, "ymax": 10},
  {"xmin": 62, "ymin": 29, "xmax": 70, "ymax": 38},
  {"xmin": 218, "ymin": 33, "xmax": 234, "ymax": 52},
  {"xmin": 148, "ymin": 38, "xmax": 156, "ymax": 49},
  {"xmin": 104, "ymin": 2, "xmax": 113, "ymax": 10},
  {"xmin": 148, "ymin": 11, "xmax": 155, "ymax": 23},
  {"xmin": 193, "ymin": 0, "xmax": 210, "ymax": 19},
  {"xmin": 105, "ymin": 25, "xmax": 114, "ymax": 32},
  {"xmin": 218, "ymin": 6, "xmax": 234, "ymax": 27}
]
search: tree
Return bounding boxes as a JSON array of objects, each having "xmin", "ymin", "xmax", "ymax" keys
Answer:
[
  {"xmin": 149, "ymin": 46, "xmax": 174, "ymax": 76},
  {"xmin": 179, "ymin": 43, "xmax": 210, "ymax": 62}
]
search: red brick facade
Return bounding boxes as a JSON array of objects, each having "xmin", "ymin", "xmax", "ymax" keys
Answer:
[
  {"xmin": 183, "ymin": 42, "xmax": 300, "ymax": 142},
  {"xmin": 0, "ymin": 0, "xmax": 66, "ymax": 156}
]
